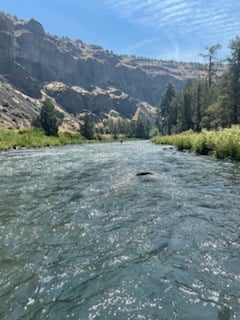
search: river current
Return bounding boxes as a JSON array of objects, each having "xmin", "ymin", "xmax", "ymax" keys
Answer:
[{"xmin": 0, "ymin": 141, "xmax": 240, "ymax": 320}]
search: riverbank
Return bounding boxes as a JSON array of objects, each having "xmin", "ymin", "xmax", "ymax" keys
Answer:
[
  {"xmin": 0, "ymin": 128, "xmax": 86, "ymax": 150},
  {"xmin": 151, "ymin": 125, "xmax": 240, "ymax": 161},
  {"xmin": 0, "ymin": 127, "xmax": 129, "ymax": 151}
]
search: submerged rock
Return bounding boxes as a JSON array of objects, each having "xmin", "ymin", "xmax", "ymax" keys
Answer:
[{"xmin": 136, "ymin": 172, "xmax": 153, "ymax": 176}]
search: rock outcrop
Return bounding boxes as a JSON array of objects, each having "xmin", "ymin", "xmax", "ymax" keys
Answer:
[{"xmin": 44, "ymin": 82, "xmax": 156, "ymax": 121}]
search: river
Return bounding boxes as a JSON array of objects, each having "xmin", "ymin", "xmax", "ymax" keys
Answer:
[{"xmin": 0, "ymin": 141, "xmax": 240, "ymax": 320}]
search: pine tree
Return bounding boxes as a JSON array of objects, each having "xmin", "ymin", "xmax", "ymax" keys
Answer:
[
  {"xmin": 200, "ymin": 44, "xmax": 221, "ymax": 87},
  {"xmin": 35, "ymin": 99, "xmax": 59, "ymax": 136},
  {"xmin": 181, "ymin": 81, "xmax": 194, "ymax": 131},
  {"xmin": 228, "ymin": 36, "xmax": 240, "ymax": 123},
  {"xmin": 80, "ymin": 113, "xmax": 95, "ymax": 139},
  {"xmin": 158, "ymin": 82, "xmax": 176, "ymax": 135},
  {"xmin": 134, "ymin": 118, "xmax": 150, "ymax": 139}
]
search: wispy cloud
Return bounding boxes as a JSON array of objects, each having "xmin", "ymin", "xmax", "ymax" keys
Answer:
[{"xmin": 104, "ymin": 0, "xmax": 240, "ymax": 46}]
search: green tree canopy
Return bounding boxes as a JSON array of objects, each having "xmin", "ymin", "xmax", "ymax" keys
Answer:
[
  {"xmin": 227, "ymin": 36, "xmax": 240, "ymax": 123},
  {"xmin": 32, "ymin": 99, "xmax": 61, "ymax": 136},
  {"xmin": 157, "ymin": 82, "xmax": 176, "ymax": 135},
  {"xmin": 134, "ymin": 118, "xmax": 150, "ymax": 139},
  {"xmin": 80, "ymin": 113, "xmax": 95, "ymax": 140}
]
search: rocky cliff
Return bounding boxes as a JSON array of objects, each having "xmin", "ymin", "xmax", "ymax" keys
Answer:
[{"xmin": 0, "ymin": 12, "xmax": 206, "ymax": 130}]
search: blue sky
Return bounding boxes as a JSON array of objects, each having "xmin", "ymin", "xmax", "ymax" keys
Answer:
[{"xmin": 1, "ymin": 0, "xmax": 240, "ymax": 62}]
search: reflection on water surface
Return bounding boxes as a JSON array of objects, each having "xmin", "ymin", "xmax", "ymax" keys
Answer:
[{"xmin": 0, "ymin": 141, "xmax": 240, "ymax": 319}]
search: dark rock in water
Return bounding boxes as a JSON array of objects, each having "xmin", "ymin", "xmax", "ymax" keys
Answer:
[{"xmin": 136, "ymin": 172, "xmax": 153, "ymax": 176}]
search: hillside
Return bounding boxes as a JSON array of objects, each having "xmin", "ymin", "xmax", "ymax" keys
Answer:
[{"xmin": 0, "ymin": 12, "xmax": 207, "ymax": 130}]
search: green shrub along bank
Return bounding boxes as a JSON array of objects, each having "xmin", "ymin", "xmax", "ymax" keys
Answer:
[
  {"xmin": 151, "ymin": 126, "xmax": 240, "ymax": 161},
  {"xmin": 0, "ymin": 128, "xmax": 135, "ymax": 151},
  {"xmin": 0, "ymin": 128, "xmax": 88, "ymax": 151}
]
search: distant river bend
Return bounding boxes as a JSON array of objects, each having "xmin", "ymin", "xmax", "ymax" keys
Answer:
[{"xmin": 1, "ymin": 141, "xmax": 240, "ymax": 320}]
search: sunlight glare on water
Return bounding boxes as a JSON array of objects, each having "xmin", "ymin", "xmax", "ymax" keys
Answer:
[{"xmin": 0, "ymin": 141, "xmax": 240, "ymax": 319}]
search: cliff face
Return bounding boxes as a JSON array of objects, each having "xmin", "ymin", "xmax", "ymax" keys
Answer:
[
  {"xmin": 44, "ymin": 82, "xmax": 156, "ymax": 120},
  {"xmin": 0, "ymin": 12, "xmax": 206, "ymax": 129}
]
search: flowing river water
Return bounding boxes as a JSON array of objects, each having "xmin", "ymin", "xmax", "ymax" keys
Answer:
[{"xmin": 0, "ymin": 141, "xmax": 240, "ymax": 320}]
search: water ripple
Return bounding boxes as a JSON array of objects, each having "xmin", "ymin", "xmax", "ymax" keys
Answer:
[{"xmin": 1, "ymin": 142, "xmax": 240, "ymax": 319}]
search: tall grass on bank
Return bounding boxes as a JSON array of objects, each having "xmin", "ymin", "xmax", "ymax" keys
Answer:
[
  {"xmin": 151, "ymin": 126, "xmax": 240, "ymax": 161},
  {"xmin": 0, "ymin": 128, "xmax": 86, "ymax": 151},
  {"xmin": 0, "ymin": 128, "xmax": 134, "ymax": 151}
]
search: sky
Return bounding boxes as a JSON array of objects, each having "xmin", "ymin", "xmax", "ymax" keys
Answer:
[{"xmin": 1, "ymin": 0, "xmax": 240, "ymax": 62}]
